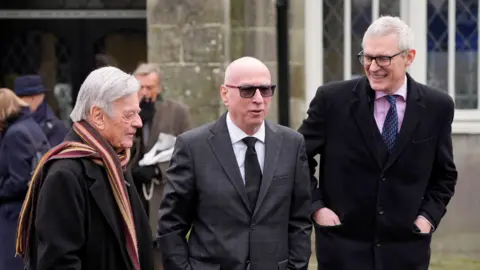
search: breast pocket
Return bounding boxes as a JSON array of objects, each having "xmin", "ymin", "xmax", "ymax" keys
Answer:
[
  {"xmin": 412, "ymin": 136, "xmax": 435, "ymax": 144},
  {"xmin": 270, "ymin": 175, "xmax": 289, "ymax": 187}
]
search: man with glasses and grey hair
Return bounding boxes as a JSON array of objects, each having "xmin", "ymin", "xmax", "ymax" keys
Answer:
[
  {"xmin": 298, "ymin": 16, "xmax": 457, "ymax": 270},
  {"xmin": 157, "ymin": 56, "xmax": 313, "ymax": 270}
]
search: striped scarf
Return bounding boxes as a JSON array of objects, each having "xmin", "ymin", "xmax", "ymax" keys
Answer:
[{"xmin": 16, "ymin": 120, "xmax": 140, "ymax": 270}]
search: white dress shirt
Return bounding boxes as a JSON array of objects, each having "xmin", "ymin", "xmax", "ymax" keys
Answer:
[{"xmin": 226, "ymin": 112, "xmax": 265, "ymax": 184}]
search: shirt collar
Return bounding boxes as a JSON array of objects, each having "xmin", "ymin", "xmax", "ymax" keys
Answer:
[
  {"xmin": 375, "ymin": 75, "xmax": 408, "ymax": 100},
  {"xmin": 226, "ymin": 112, "xmax": 265, "ymax": 144}
]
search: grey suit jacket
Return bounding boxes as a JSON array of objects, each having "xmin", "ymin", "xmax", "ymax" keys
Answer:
[{"xmin": 157, "ymin": 113, "xmax": 313, "ymax": 270}]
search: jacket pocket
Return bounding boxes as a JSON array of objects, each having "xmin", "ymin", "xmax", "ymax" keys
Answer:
[
  {"xmin": 278, "ymin": 259, "xmax": 288, "ymax": 270},
  {"xmin": 189, "ymin": 257, "xmax": 220, "ymax": 270}
]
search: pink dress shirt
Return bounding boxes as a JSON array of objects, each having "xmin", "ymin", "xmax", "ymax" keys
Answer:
[{"xmin": 373, "ymin": 78, "xmax": 407, "ymax": 133}]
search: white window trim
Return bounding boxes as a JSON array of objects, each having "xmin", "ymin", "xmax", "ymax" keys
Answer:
[{"xmin": 304, "ymin": 0, "xmax": 480, "ymax": 134}]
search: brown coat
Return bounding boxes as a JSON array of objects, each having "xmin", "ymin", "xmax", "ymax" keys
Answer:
[{"xmin": 125, "ymin": 98, "xmax": 191, "ymax": 270}]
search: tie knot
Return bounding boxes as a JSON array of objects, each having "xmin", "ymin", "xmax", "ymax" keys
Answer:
[
  {"xmin": 242, "ymin": 137, "xmax": 257, "ymax": 148},
  {"xmin": 385, "ymin": 95, "xmax": 397, "ymax": 106}
]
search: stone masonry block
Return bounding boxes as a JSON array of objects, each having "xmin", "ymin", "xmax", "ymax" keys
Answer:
[
  {"xmin": 230, "ymin": 28, "xmax": 277, "ymax": 62},
  {"xmin": 182, "ymin": 26, "xmax": 225, "ymax": 63},
  {"xmin": 147, "ymin": 0, "xmax": 179, "ymax": 25},
  {"xmin": 161, "ymin": 65, "xmax": 225, "ymax": 127},
  {"xmin": 240, "ymin": 0, "xmax": 276, "ymax": 28},
  {"xmin": 290, "ymin": 64, "xmax": 305, "ymax": 99},
  {"xmin": 148, "ymin": 27, "xmax": 182, "ymax": 63},
  {"xmin": 289, "ymin": 30, "xmax": 305, "ymax": 63},
  {"xmin": 289, "ymin": 0, "xmax": 305, "ymax": 29},
  {"xmin": 148, "ymin": 0, "xmax": 226, "ymax": 26}
]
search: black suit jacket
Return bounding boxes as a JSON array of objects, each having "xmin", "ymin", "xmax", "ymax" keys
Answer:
[
  {"xmin": 31, "ymin": 131, "xmax": 154, "ymax": 270},
  {"xmin": 298, "ymin": 74, "xmax": 458, "ymax": 270},
  {"xmin": 157, "ymin": 113, "xmax": 313, "ymax": 270}
]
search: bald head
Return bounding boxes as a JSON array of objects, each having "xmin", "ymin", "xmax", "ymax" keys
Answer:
[{"xmin": 224, "ymin": 57, "xmax": 271, "ymax": 85}]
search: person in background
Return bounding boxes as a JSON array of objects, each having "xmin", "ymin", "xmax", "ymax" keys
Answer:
[
  {"xmin": 298, "ymin": 16, "xmax": 457, "ymax": 270},
  {"xmin": 14, "ymin": 75, "xmax": 68, "ymax": 147},
  {"xmin": 129, "ymin": 63, "xmax": 191, "ymax": 270},
  {"xmin": 0, "ymin": 88, "xmax": 50, "ymax": 270}
]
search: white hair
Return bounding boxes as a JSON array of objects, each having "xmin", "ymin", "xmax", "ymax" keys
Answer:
[
  {"xmin": 362, "ymin": 15, "xmax": 414, "ymax": 51},
  {"xmin": 70, "ymin": 66, "xmax": 140, "ymax": 122}
]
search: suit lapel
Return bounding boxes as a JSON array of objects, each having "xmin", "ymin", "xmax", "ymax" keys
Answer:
[
  {"xmin": 351, "ymin": 78, "xmax": 385, "ymax": 169},
  {"xmin": 208, "ymin": 114, "xmax": 252, "ymax": 213},
  {"xmin": 85, "ymin": 161, "xmax": 130, "ymax": 266},
  {"xmin": 383, "ymin": 75, "xmax": 425, "ymax": 171},
  {"xmin": 253, "ymin": 121, "xmax": 282, "ymax": 217}
]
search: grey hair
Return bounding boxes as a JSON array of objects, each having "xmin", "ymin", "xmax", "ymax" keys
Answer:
[
  {"xmin": 70, "ymin": 66, "xmax": 140, "ymax": 122},
  {"xmin": 362, "ymin": 15, "xmax": 414, "ymax": 51},
  {"xmin": 133, "ymin": 63, "xmax": 163, "ymax": 81}
]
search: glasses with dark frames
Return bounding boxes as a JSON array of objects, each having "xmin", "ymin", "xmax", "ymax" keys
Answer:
[
  {"xmin": 357, "ymin": 50, "xmax": 407, "ymax": 67},
  {"xmin": 224, "ymin": 84, "xmax": 276, "ymax": 98}
]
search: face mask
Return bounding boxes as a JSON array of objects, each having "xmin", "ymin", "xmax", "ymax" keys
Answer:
[{"xmin": 139, "ymin": 97, "xmax": 155, "ymax": 123}]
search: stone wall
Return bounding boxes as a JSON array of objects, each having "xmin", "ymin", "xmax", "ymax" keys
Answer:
[{"xmin": 147, "ymin": 0, "xmax": 306, "ymax": 128}]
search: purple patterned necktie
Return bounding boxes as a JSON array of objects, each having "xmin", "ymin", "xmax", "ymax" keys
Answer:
[{"xmin": 382, "ymin": 95, "xmax": 398, "ymax": 152}]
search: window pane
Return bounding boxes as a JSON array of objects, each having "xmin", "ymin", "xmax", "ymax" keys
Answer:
[
  {"xmin": 427, "ymin": 0, "xmax": 478, "ymax": 109},
  {"xmin": 323, "ymin": 0, "xmax": 344, "ymax": 83},
  {"xmin": 351, "ymin": 0, "xmax": 371, "ymax": 78},
  {"xmin": 455, "ymin": 0, "xmax": 478, "ymax": 109},
  {"xmin": 427, "ymin": 0, "xmax": 449, "ymax": 93}
]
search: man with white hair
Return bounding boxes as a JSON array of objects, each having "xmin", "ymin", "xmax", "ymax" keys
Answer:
[
  {"xmin": 16, "ymin": 67, "xmax": 154, "ymax": 270},
  {"xmin": 299, "ymin": 16, "xmax": 457, "ymax": 270}
]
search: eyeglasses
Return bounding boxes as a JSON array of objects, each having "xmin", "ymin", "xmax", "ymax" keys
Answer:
[
  {"xmin": 357, "ymin": 50, "xmax": 407, "ymax": 67},
  {"xmin": 224, "ymin": 84, "xmax": 276, "ymax": 98}
]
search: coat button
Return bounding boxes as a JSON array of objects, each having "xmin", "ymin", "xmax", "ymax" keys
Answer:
[
  {"xmin": 251, "ymin": 224, "xmax": 256, "ymax": 230},
  {"xmin": 378, "ymin": 207, "xmax": 384, "ymax": 215}
]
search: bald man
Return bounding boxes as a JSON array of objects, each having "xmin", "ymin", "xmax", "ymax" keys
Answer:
[{"xmin": 157, "ymin": 57, "xmax": 313, "ymax": 270}]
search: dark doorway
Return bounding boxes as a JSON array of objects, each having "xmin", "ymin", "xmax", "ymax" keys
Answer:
[{"xmin": 0, "ymin": 18, "xmax": 147, "ymax": 122}]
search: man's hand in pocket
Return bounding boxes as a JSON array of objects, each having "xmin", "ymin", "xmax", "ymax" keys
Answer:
[
  {"xmin": 414, "ymin": 216, "xmax": 432, "ymax": 234},
  {"xmin": 313, "ymin": 207, "xmax": 341, "ymax": 226}
]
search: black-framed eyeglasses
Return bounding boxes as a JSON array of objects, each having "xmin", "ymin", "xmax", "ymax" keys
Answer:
[
  {"xmin": 224, "ymin": 84, "xmax": 276, "ymax": 98},
  {"xmin": 357, "ymin": 50, "xmax": 407, "ymax": 67}
]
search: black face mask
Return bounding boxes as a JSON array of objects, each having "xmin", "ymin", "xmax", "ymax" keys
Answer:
[{"xmin": 139, "ymin": 97, "xmax": 155, "ymax": 124}]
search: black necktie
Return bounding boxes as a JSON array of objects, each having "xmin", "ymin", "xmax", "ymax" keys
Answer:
[
  {"xmin": 382, "ymin": 95, "xmax": 398, "ymax": 152},
  {"xmin": 242, "ymin": 137, "xmax": 262, "ymax": 210}
]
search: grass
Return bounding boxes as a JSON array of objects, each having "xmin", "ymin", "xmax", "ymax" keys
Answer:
[
  {"xmin": 429, "ymin": 255, "xmax": 480, "ymax": 270},
  {"xmin": 306, "ymin": 255, "xmax": 480, "ymax": 270}
]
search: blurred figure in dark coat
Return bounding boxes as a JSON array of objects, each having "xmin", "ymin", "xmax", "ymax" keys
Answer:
[
  {"xmin": 0, "ymin": 88, "xmax": 50, "ymax": 270},
  {"xmin": 14, "ymin": 75, "xmax": 68, "ymax": 147}
]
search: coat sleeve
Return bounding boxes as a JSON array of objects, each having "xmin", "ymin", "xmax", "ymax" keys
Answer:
[
  {"xmin": 35, "ymin": 167, "xmax": 85, "ymax": 270},
  {"xmin": 297, "ymin": 87, "xmax": 328, "ymax": 214},
  {"xmin": 418, "ymin": 97, "xmax": 458, "ymax": 229},
  {"xmin": 288, "ymin": 136, "xmax": 313, "ymax": 270},
  {"xmin": 157, "ymin": 135, "xmax": 195, "ymax": 270},
  {"xmin": 0, "ymin": 129, "xmax": 36, "ymax": 199}
]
